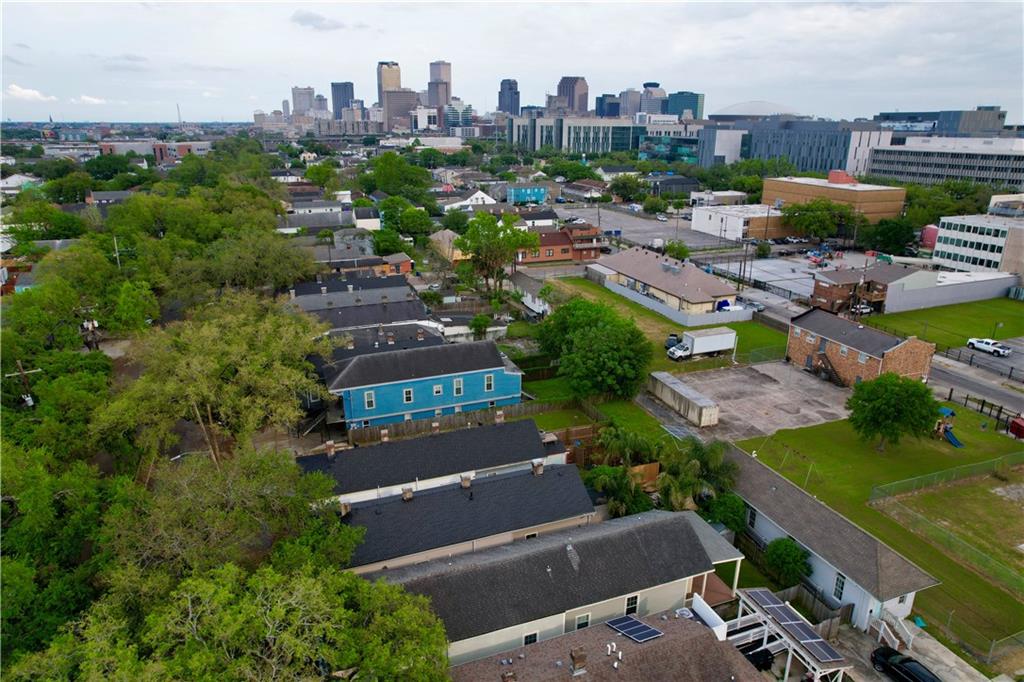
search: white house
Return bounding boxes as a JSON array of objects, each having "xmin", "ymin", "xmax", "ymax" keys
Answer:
[
  {"xmin": 596, "ymin": 165, "xmax": 640, "ymax": 182},
  {"xmin": 728, "ymin": 448, "xmax": 937, "ymax": 633},
  {"xmin": 510, "ymin": 270, "xmax": 551, "ymax": 317},
  {"xmin": 0, "ymin": 173, "xmax": 39, "ymax": 196},
  {"xmin": 353, "ymin": 207, "xmax": 381, "ymax": 231},
  {"xmin": 291, "ymin": 200, "xmax": 345, "ymax": 215},
  {"xmin": 439, "ymin": 189, "xmax": 496, "ymax": 213}
]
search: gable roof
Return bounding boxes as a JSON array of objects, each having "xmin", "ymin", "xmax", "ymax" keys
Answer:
[
  {"xmin": 510, "ymin": 270, "xmax": 544, "ymax": 297},
  {"xmin": 354, "ymin": 207, "xmax": 380, "ymax": 220},
  {"xmin": 291, "ymin": 274, "xmax": 407, "ymax": 297},
  {"xmin": 311, "ymin": 299, "xmax": 429, "ymax": 331},
  {"xmin": 790, "ymin": 308, "xmax": 903, "ymax": 357},
  {"xmin": 817, "ymin": 263, "xmax": 919, "ymax": 286},
  {"xmin": 377, "ymin": 510, "xmax": 714, "ymax": 641},
  {"xmin": 521, "ymin": 208, "xmax": 559, "ymax": 222},
  {"xmin": 345, "ymin": 465, "xmax": 594, "ymax": 568},
  {"xmin": 312, "ymin": 325, "xmax": 445, "ymax": 390},
  {"xmin": 597, "ymin": 246, "xmax": 736, "ymax": 303},
  {"xmin": 727, "ymin": 447, "xmax": 937, "ymax": 601},
  {"xmin": 329, "ymin": 339, "xmax": 507, "ymax": 390},
  {"xmin": 597, "ymin": 164, "xmax": 637, "ymax": 173},
  {"xmin": 288, "ymin": 285, "xmax": 416, "ymax": 313},
  {"xmin": 298, "ymin": 419, "xmax": 548, "ymax": 495}
]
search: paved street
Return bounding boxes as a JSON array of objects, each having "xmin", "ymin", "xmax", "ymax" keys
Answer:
[
  {"xmin": 947, "ymin": 336, "xmax": 1024, "ymax": 380},
  {"xmin": 554, "ymin": 206, "xmax": 728, "ymax": 250},
  {"xmin": 929, "ymin": 357, "xmax": 1024, "ymax": 412}
]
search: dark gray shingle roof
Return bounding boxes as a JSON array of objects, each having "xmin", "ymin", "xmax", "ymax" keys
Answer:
[
  {"xmin": 298, "ymin": 420, "xmax": 547, "ymax": 495},
  {"xmin": 311, "ymin": 300, "xmax": 429, "ymax": 331},
  {"xmin": 291, "ymin": 274, "xmax": 407, "ymax": 297},
  {"xmin": 288, "ymin": 285, "xmax": 416, "ymax": 312},
  {"xmin": 346, "ymin": 465, "xmax": 594, "ymax": 567},
  {"xmin": 791, "ymin": 308, "xmax": 902, "ymax": 357},
  {"xmin": 330, "ymin": 340, "xmax": 506, "ymax": 390},
  {"xmin": 727, "ymin": 446, "xmax": 938, "ymax": 601},
  {"xmin": 378, "ymin": 510, "xmax": 714, "ymax": 641}
]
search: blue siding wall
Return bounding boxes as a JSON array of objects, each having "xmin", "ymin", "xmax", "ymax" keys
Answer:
[
  {"xmin": 339, "ymin": 367, "xmax": 521, "ymax": 428},
  {"xmin": 508, "ymin": 187, "xmax": 548, "ymax": 205}
]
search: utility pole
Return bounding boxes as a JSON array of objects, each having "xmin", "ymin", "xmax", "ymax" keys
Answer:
[
  {"xmin": 113, "ymin": 235, "xmax": 122, "ymax": 269},
  {"xmin": 5, "ymin": 361, "xmax": 43, "ymax": 407}
]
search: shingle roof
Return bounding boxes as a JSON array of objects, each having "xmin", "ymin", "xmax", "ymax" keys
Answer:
[
  {"xmin": 521, "ymin": 208, "xmax": 560, "ymax": 222},
  {"xmin": 597, "ymin": 246, "xmax": 736, "ymax": 303},
  {"xmin": 291, "ymin": 274, "xmax": 407, "ymax": 297},
  {"xmin": 89, "ymin": 190, "xmax": 132, "ymax": 202},
  {"xmin": 727, "ymin": 446, "xmax": 938, "ymax": 601},
  {"xmin": 597, "ymin": 164, "xmax": 637, "ymax": 173},
  {"xmin": 311, "ymin": 299, "xmax": 429, "ymax": 330},
  {"xmin": 354, "ymin": 207, "xmax": 380, "ymax": 220},
  {"xmin": 298, "ymin": 420, "xmax": 548, "ymax": 495},
  {"xmin": 791, "ymin": 308, "xmax": 902, "ymax": 357},
  {"xmin": 345, "ymin": 465, "xmax": 594, "ymax": 568},
  {"xmin": 330, "ymin": 339, "xmax": 506, "ymax": 390},
  {"xmin": 449, "ymin": 611, "xmax": 756, "ymax": 681},
  {"xmin": 377, "ymin": 511, "xmax": 715, "ymax": 641},
  {"xmin": 279, "ymin": 212, "xmax": 350, "ymax": 231},
  {"xmin": 292, "ymin": 200, "xmax": 346, "ymax": 210},
  {"xmin": 288, "ymin": 286, "xmax": 416, "ymax": 312},
  {"xmin": 817, "ymin": 263, "xmax": 919, "ymax": 286},
  {"xmin": 313, "ymin": 325, "xmax": 445, "ymax": 391},
  {"xmin": 510, "ymin": 270, "xmax": 544, "ymax": 297}
]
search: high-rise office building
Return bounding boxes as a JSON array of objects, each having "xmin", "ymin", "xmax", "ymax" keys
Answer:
[
  {"xmin": 498, "ymin": 79, "xmax": 520, "ymax": 115},
  {"xmin": 427, "ymin": 80, "xmax": 451, "ymax": 107},
  {"xmin": 330, "ymin": 82, "xmax": 355, "ymax": 119},
  {"xmin": 314, "ymin": 94, "xmax": 329, "ymax": 111},
  {"xmin": 666, "ymin": 91, "xmax": 705, "ymax": 120},
  {"xmin": 640, "ymin": 82, "xmax": 667, "ymax": 115},
  {"xmin": 282, "ymin": 99, "xmax": 290, "ymax": 117},
  {"xmin": 595, "ymin": 94, "xmax": 621, "ymax": 118},
  {"xmin": 376, "ymin": 61, "xmax": 401, "ymax": 106},
  {"xmin": 429, "ymin": 60, "xmax": 452, "ymax": 87},
  {"xmin": 291, "ymin": 86, "xmax": 315, "ymax": 115},
  {"xmin": 619, "ymin": 88, "xmax": 642, "ymax": 117},
  {"xmin": 557, "ymin": 76, "xmax": 589, "ymax": 113},
  {"xmin": 444, "ymin": 98, "xmax": 475, "ymax": 133},
  {"xmin": 382, "ymin": 88, "xmax": 419, "ymax": 132}
]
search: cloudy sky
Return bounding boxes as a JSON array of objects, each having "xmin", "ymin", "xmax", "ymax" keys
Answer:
[{"xmin": 3, "ymin": 1, "xmax": 1021, "ymax": 123}]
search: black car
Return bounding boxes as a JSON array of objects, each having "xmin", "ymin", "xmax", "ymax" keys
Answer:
[{"xmin": 871, "ymin": 646, "xmax": 941, "ymax": 682}]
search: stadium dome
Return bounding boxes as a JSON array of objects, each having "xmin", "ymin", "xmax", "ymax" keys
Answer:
[{"xmin": 713, "ymin": 100, "xmax": 800, "ymax": 117}]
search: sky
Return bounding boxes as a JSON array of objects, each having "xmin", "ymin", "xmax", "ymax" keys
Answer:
[{"xmin": 2, "ymin": 1, "xmax": 1022, "ymax": 124}]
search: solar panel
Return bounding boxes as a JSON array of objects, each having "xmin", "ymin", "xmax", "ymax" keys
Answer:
[
  {"xmin": 605, "ymin": 615, "xmax": 664, "ymax": 643},
  {"xmin": 782, "ymin": 621, "xmax": 820, "ymax": 642},
  {"xmin": 804, "ymin": 639, "xmax": 844, "ymax": 663},
  {"xmin": 765, "ymin": 604, "xmax": 802, "ymax": 624},
  {"xmin": 748, "ymin": 589, "xmax": 783, "ymax": 607}
]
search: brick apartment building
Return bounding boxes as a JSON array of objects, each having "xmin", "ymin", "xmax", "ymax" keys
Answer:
[
  {"xmin": 762, "ymin": 171, "xmax": 906, "ymax": 224},
  {"xmin": 787, "ymin": 309, "xmax": 934, "ymax": 386},
  {"xmin": 515, "ymin": 224, "xmax": 602, "ymax": 265},
  {"xmin": 812, "ymin": 263, "xmax": 919, "ymax": 313}
]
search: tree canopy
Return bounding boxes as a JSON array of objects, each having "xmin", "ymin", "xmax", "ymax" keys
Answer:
[
  {"xmin": 846, "ymin": 372, "xmax": 939, "ymax": 451},
  {"xmin": 454, "ymin": 213, "xmax": 538, "ymax": 292},
  {"xmin": 781, "ymin": 197, "xmax": 867, "ymax": 242}
]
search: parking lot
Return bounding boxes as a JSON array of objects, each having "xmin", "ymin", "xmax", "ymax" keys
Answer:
[
  {"xmin": 554, "ymin": 207, "xmax": 728, "ymax": 250},
  {"xmin": 715, "ymin": 253, "xmax": 876, "ymax": 300},
  {"xmin": 658, "ymin": 361, "xmax": 851, "ymax": 441}
]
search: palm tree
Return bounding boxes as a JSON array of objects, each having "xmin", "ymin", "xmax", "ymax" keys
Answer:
[
  {"xmin": 653, "ymin": 437, "xmax": 737, "ymax": 511},
  {"xmin": 585, "ymin": 465, "xmax": 651, "ymax": 518},
  {"xmin": 681, "ymin": 437, "xmax": 737, "ymax": 498},
  {"xmin": 595, "ymin": 425, "xmax": 665, "ymax": 467}
]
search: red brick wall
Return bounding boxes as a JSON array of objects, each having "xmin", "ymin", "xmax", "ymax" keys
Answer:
[
  {"xmin": 812, "ymin": 281, "xmax": 854, "ymax": 312},
  {"xmin": 786, "ymin": 325, "xmax": 884, "ymax": 386},
  {"xmin": 881, "ymin": 337, "xmax": 935, "ymax": 381}
]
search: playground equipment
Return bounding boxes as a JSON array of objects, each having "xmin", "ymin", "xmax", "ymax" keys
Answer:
[{"xmin": 935, "ymin": 407, "xmax": 964, "ymax": 448}]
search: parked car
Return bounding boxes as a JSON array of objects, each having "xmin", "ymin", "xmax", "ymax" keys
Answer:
[
  {"xmin": 851, "ymin": 303, "xmax": 873, "ymax": 315},
  {"xmin": 737, "ymin": 297, "xmax": 765, "ymax": 312},
  {"xmin": 871, "ymin": 647, "xmax": 941, "ymax": 682},
  {"xmin": 967, "ymin": 338, "xmax": 1012, "ymax": 357},
  {"xmin": 784, "ymin": 236, "xmax": 801, "ymax": 244},
  {"xmin": 555, "ymin": 196, "xmax": 567, "ymax": 204},
  {"xmin": 656, "ymin": 214, "xmax": 668, "ymax": 222},
  {"xmin": 664, "ymin": 333, "xmax": 681, "ymax": 349}
]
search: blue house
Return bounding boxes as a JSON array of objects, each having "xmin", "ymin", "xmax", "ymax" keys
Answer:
[
  {"xmin": 327, "ymin": 340, "xmax": 522, "ymax": 429},
  {"xmin": 506, "ymin": 184, "xmax": 548, "ymax": 205}
]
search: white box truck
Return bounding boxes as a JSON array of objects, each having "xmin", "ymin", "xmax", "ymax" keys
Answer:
[{"xmin": 667, "ymin": 327, "xmax": 737, "ymax": 361}]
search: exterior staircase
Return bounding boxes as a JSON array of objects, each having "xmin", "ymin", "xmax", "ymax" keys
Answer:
[{"xmin": 814, "ymin": 352, "xmax": 844, "ymax": 387}]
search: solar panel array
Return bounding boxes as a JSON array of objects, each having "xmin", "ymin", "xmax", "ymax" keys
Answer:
[
  {"xmin": 747, "ymin": 589, "xmax": 844, "ymax": 664},
  {"xmin": 606, "ymin": 615, "xmax": 664, "ymax": 643}
]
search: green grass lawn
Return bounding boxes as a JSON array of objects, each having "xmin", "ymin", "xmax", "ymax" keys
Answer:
[
  {"xmin": 507, "ymin": 320, "xmax": 538, "ymax": 339},
  {"xmin": 716, "ymin": 557, "xmax": 780, "ymax": 592},
  {"xmin": 867, "ymin": 298, "xmax": 1024, "ymax": 349},
  {"xmin": 902, "ymin": 468, "xmax": 1024, "ymax": 574},
  {"xmin": 523, "ymin": 409, "xmax": 595, "ymax": 431},
  {"xmin": 597, "ymin": 400, "xmax": 665, "ymax": 435},
  {"xmin": 554, "ymin": 277, "xmax": 787, "ymax": 373},
  {"xmin": 523, "ymin": 377, "xmax": 574, "ymax": 402},
  {"xmin": 736, "ymin": 409, "xmax": 1024, "ymax": 645}
]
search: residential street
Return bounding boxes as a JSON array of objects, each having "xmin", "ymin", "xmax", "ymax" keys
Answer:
[{"xmin": 929, "ymin": 356, "xmax": 1024, "ymax": 412}]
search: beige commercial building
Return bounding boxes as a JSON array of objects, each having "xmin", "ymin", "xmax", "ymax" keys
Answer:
[{"xmin": 763, "ymin": 175, "xmax": 906, "ymax": 224}]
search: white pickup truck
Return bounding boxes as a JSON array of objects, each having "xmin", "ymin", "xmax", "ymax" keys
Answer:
[{"xmin": 967, "ymin": 338, "xmax": 1012, "ymax": 357}]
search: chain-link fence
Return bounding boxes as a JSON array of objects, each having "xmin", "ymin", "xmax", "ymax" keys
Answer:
[{"xmin": 868, "ymin": 452, "xmax": 1024, "ymax": 501}]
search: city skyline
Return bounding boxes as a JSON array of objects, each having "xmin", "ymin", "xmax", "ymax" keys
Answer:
[{"xmin": 2, "ymin": 2, "xmax": 1021, "ymax": 123}]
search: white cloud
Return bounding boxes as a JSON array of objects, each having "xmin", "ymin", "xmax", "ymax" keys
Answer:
[
  {"xmin": 5, "ymin": 83, "xmax": 56, "ymax": 102},
  {"xmin": 71, "ymin": 94, "xmax": 107, "ymax": 105},
  {"xmin": 290, "ymin": 10, "xmax": 343, "ymax": 31}
]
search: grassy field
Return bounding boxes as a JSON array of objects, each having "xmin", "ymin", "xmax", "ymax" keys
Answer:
[
  {"xmin": 867, "ymin": 298, "xmax": 1024, "ymax": 349},
  {"xmin": 901, "ymin": 467, "xmax": 1024, "ymax": 575},
  {"xmin": 506, "ymin": 320, "xmax": 537, "ymax": 339},
  {"xmin": 523, "ymin": 377, "xmax": 574, "ymax": 402},
  {"xmin": 553, "ymin": 277, "xmax": 787, "ymax": 372},
  {"xmin": 737, "ymin": 410, "xmax": 1024, "ymax": 646},
  {"xmin": 524, "ymin": 409, "xmax": 595, "ymax": 431},
  {"xmin": 597, "ymin": 400, "xmax": 665, "ymax": 435}
]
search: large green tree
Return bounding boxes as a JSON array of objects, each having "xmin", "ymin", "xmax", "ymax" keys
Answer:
[
  {"xmin": 781, "ymin": 197, "xmax": 867, "ymax": 242},
  {"xmin": 398, "ymin": 207, "xmax": 435, "ymax": 236},
  {"xmin": 764, "ymin": 538, "xmax": 811, "ymax": 588},
  {"xmin": 43, "ymin": 171, "xmax": 94, "ymax": 204},
  {"xmin": 558, "ymin": 317, "xmax": 651, "ymax": 399},
  {"xmin": 609, "ymin": 175, "xmax": 647, "ymax": 202},
  {"xmin": 536, "ymin": 297, "xmax": 618, "ymax": 357},
  {"xmin": 858, "ymin": 216, "xmax": 916, "ymax": 254},
  {"xmin": 92, "ymin": 293, "xmax": 336, "ymax": 461},
  {"xmin": 454, "ymin": 213, "xmax": 539, "ymax": 292},
  {"xmin": 846, "ymin": 372, "xmax": 939, "ymax": 451},
  {"xmin": 204, "ymin": 230, "xmax": 317, "ymax": 290}
]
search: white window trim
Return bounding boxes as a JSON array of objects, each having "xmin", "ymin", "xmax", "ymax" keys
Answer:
[
  {"xmin": 364, "ymin": 391, "xmax": 375, "ymax": 410},
  {"xmin": 575, "ymin": 613, "xmax": 590, "ymax": 630},
  {"xmin": 625, "ymin": 595, "xmax": 639, "ymax": 615},
  {"xmin": 523, "ymin": 632, "xmax": 538, "ymax": 646},
  {"xmin": 834, "ymin": 573, "xmax": 846, "ymax": 601},
  {"xmin": 858, "ymin": 352, "xmax": 868, "ymax": 364},
  {"xmin": 839, "ymin": 345, "xmax": 848, "ymax": 357},
  {"xmin": 484, "ymin": 374, "xmax": 494, "ymax": 392},
  {"xmin": 433, "ymin": 384, "xmax": 443, "ymax": 396},
  {"xmin": 454, "ymin": 378, "xmax": 464, "ymax": 396},
  {"xmin": 403, "ymin": 388, "xmax": 414, "ymax": 404}
]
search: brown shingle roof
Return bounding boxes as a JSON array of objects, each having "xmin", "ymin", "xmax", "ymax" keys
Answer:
[{"xmin": 597, "ymin": 247, "xmax": 736, "ymax": 304}]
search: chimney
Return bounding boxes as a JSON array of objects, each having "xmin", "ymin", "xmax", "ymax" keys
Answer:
[
  {"xmin": 321, "ymin": 286, "xmax": 328, "ymax": 295},
  {"xmin": 401, "ymin": 487, "xmax": 414, "ymax": 502},
  {"xmin": 347, "ymin": 284, "xmax": 354, "ymax": 292},
  {"xmin": 338, "ymin": 501, "xmax": 351, "ymax": 517},
  {"xmin": 380, "ymin": 429, "xmax": 389, "ymax": 442},
  {"xmin": 531, "ymin": 460, "xmax": 544, "ymax": 476},
  {"xmin": 289, "ymin": 288, "xmax": 296, "ymax": 300},
  {"xmin": 346, "ymin": 337, "xmax": 355, "ymax": 350},
  {"xmin": 461, "ymin": 474, "xmax": 472, "ymax": 489},
  {"xmin": 570, "ymin": 647, "xmax": 587, "ymax": 676},
  {"xmin": 386, "ymin": 332, "xmax": 395, "ymax": 345},
  {"xmin": 501, "ymin": 672, "xmax": 517, "ymax": 682}
]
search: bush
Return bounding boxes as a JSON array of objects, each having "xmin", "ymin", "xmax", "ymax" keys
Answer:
[
  {"xmin": 763, "ymin": 537, "xmax": 811, "ymax": 587},
  {"xmin": 419, "ymin": 290, "xmax": 442, "ymax": 306},
  {"xmin": 642, "ymin": 196, "xmax": 668, "ymax": 214},
  {"xmin": 755, "ymin": 241, "xmax": 771, "ymax": 258},
  {"xmin": 702, "ymin": 493, "xmax": 746, "ymax": 534}
]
